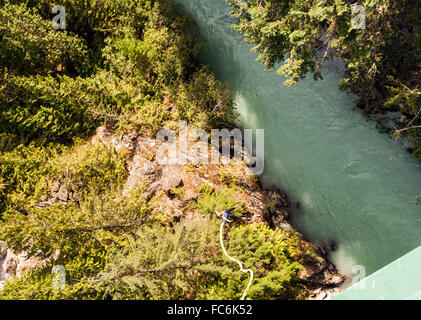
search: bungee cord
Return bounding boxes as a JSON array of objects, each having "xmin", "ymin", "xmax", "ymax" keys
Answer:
[{"xmin": 219, "ymin": 217, "xmax": 254, "ymax": 300}]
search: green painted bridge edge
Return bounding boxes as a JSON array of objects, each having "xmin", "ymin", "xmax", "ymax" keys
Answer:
[{"xmin": 333, "ymin": 246, "xmax": 421, "ymax": 300}]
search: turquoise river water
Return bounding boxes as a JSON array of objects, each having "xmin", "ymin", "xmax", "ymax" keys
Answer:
[{"xmin": 175, "ymin": 0, "xmax": 421, "ymax": 278}]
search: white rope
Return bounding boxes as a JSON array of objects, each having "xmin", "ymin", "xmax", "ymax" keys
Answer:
[{"xmin": 219, "ymin": 220, "xmax": 254, "ymax": 300}]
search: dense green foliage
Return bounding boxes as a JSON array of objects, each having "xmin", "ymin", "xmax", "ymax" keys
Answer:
[
  {"xmin": 228, "ymin": 0, "xmax": 421, "ymax": 158},
  {"xmin": 0, "ymin": 0, "xmax": 306, "ymax": 300},
  {"xmin": 90, "ymin": 220, "xmax": 305, "ymax": 300}
]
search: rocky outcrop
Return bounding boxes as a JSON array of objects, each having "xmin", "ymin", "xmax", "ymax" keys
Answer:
[
  {"xmin": 0, "ymin": 241, "xmax": 44, "ymax": 284},
  {"xmin": 309, "ymin": 287, "xmax": 342, "ymax": 300}
]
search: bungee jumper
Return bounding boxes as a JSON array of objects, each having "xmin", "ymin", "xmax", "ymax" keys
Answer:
[{"xmin": 214, "ymin": 204, "xmax": 243, "ymax": 224}]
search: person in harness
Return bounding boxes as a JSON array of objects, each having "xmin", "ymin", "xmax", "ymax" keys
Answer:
[{"xmin": 215, "ymin": 204, "xmax": 243, "ymax": 224}]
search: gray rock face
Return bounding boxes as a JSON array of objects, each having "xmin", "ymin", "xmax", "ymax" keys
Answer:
[
  {"xmin": 271, "ymin": 213, "xmax": 293, "ymax": 232},
  {"xmin": 297, "ymin": 247, "xmax": 345, "ymax": 291},
  {"xmin": 50, "ymin": 182, "xmax": 60, "ymax": 193},
  {"xmin": 151, "ymin": 166, "xmax": 184, "ymax": 192},
  {"xmin": 309, "ymin": 287, "xmax": 343, "ymax": 300},
  {"xmin": 56, "ymin": 185, "xmax": 70, "ymax": 202},
  {"xmin": 0, "ymin": 241, "xmax": 43, "ymax": 282},
  {"xmin": 0, "ymin": 242, "xmax": 7, "ymax": 260},
  {"xmin": 267, "ymin": 190, "xmax": 289, "ymax": 208}
]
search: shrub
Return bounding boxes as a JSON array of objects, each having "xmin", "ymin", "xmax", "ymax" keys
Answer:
[
  {"xmin": 0, "ymin": 143, "xmax": 61, "ymax": 213},
  {"xmin": 195, "ymin": 186, "xmax": 244, "ymax": 216},
  {"xmin": 0, "ymin": 71, "xmax": 95, "ymax": 143}
]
